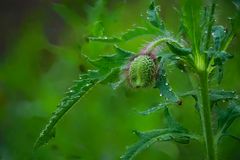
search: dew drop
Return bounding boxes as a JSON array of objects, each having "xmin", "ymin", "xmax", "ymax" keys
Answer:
[
  {"xmin": 85, "ymin": 83, "xmax": 91, "ymax": 87},
  {"xmin": 165, "ymin": 82, "xmax": 168, "ymax": 86},
  {"xmin": 169, "ymin": 88, "xmax": 172, "ymax": 91},
  {"xmin": 160, "ymin": 93, "xmax": 162, "ymax": 97}
]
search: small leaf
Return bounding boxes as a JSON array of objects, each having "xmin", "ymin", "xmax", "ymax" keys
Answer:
[
  {"xmin": 212, "ymin": 26, "xmax": 226, "ymax": 51},
  {"xmin": 210, "ymin": 90, "xmax": 237, "ymax": 102},
  {"xmin": 147, "ymin": 2, "xmax": 165, "ymax": 30},
  {"xmin": 209, "ymin": 51, "xmax": 233, "ymax": 84},
  {"xmin": 155, "ymin": 58, "xmax": 180, "ymax": 103}
]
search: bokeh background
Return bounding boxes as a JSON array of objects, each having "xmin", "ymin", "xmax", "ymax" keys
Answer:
[{"xmin": 0, "ymin": 0, "xmax": 239, "ymax": 159}]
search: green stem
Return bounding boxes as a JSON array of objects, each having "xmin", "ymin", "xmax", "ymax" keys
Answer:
[
  {"xmin": 145, "ymin": 37, "xmax": 182, "ymax": 53},
  {"xmin": 198, "ymin": 70, "xmax": 217, "ymax": 160}
]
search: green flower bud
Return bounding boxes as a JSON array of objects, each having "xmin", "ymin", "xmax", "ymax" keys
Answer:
[{"xmin": 128, "ymin": 55, "xmax": 156, "ymax": 88}]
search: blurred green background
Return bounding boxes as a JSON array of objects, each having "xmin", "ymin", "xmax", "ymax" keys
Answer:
[{"xmin": 0, "ymin": 0, "xmax": 239, "ymax": 159}]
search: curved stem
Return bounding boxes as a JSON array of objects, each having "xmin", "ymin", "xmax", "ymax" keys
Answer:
[
  {"xmin": 145, "ymin": 37, "xmax": 183, "ymax": 53},
  {"xmin": 198, "ymin": 70, "xmax": 217, "ymax": 160}
]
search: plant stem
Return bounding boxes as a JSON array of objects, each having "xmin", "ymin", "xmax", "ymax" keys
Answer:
[{"xmin": 198, "ymin": 70, "xmax": 217, "ymax": 160}]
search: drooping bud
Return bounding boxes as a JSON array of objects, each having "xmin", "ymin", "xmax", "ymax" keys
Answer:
[{"xmin": 127, "ymin": 54, "xmax": 157, "ymax": 88}]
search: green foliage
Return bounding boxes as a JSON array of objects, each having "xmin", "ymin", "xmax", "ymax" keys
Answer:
[
  {"xmin": 210, "ymin": 90, "xmax": 238, "ymax": 103},
  {"xmin": 88, "ymin": 26, "xmax": 158, "ymax": 43},
  {"xmin": 166, "ymin": 42, "xmax": 192, "ymax": 56},
  {"xmin": 121, "ymin": 107, "xmax": 199, "ymax": 160},
  {"xmin": 33, "ymin": 1, "xmax": 240, "ymax": 160},
  {"xmin": 212, "ymin": 26, "xmax": 226, "ymax": 51},
  {"xmin": 138, "ymin": 102, "xmax": 171, "ymax": 116},
  {"xmin": 155, "ymin": 57, "xmax": 180, "ymax": 103},
  {"xmin": 34, "ymin": 47, "xmax": 132, "ymax": 149},
  {"xmin": 181, "ymin": 0, "xmax": 202, "ymax": 54},
  {"xmin": 147, "ymin": 2, "xmax": 165, "ymax": 30},
  {"xmin": 34, "ymin": 70, "xmax": 101, "ymax": 149},
  {"xmin": 216, "ymin": 101, "xmax": 240, "ymax": 142}
]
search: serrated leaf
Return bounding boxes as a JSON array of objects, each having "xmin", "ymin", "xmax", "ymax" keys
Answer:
[
  {"xmin": 121, "ymin": 129, "xmax": 197, "ymax": 160},
  {"xmin": 216, "ymin": 101, "xmax": 240, "ymax": 142},
  {"xmin": 85, "ymin": 46, "xmax": 133, "ymax": 74},
  {"xmin": 34, "ymin": 70, "xmax": 101, "ymax": 150},
  {"xmin": 147, "ymin": 2, "xmax": 165, "ymax": 30},
  {"xmin": 89, "ymin": 26, "xmax": 158, "ymax": 43},
  {"xmin": 155, "ymin": 58, "xmax": 180, "ymax": 103},
  {"xmin": 210, "ymin": 90, "xmax": 237, "ymax": 102},
  {"xmin": 121, "ymin": 108, "xmax": 199, "ymax": 160},
  {"xmin": 35, "ymin": 47, "xmax": 133, "ymax": 149}
]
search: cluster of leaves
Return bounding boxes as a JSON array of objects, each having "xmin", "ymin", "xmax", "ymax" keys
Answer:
[{"xmin": 35, "ymin": 0, "xmax": 240, "ymax": 159}]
